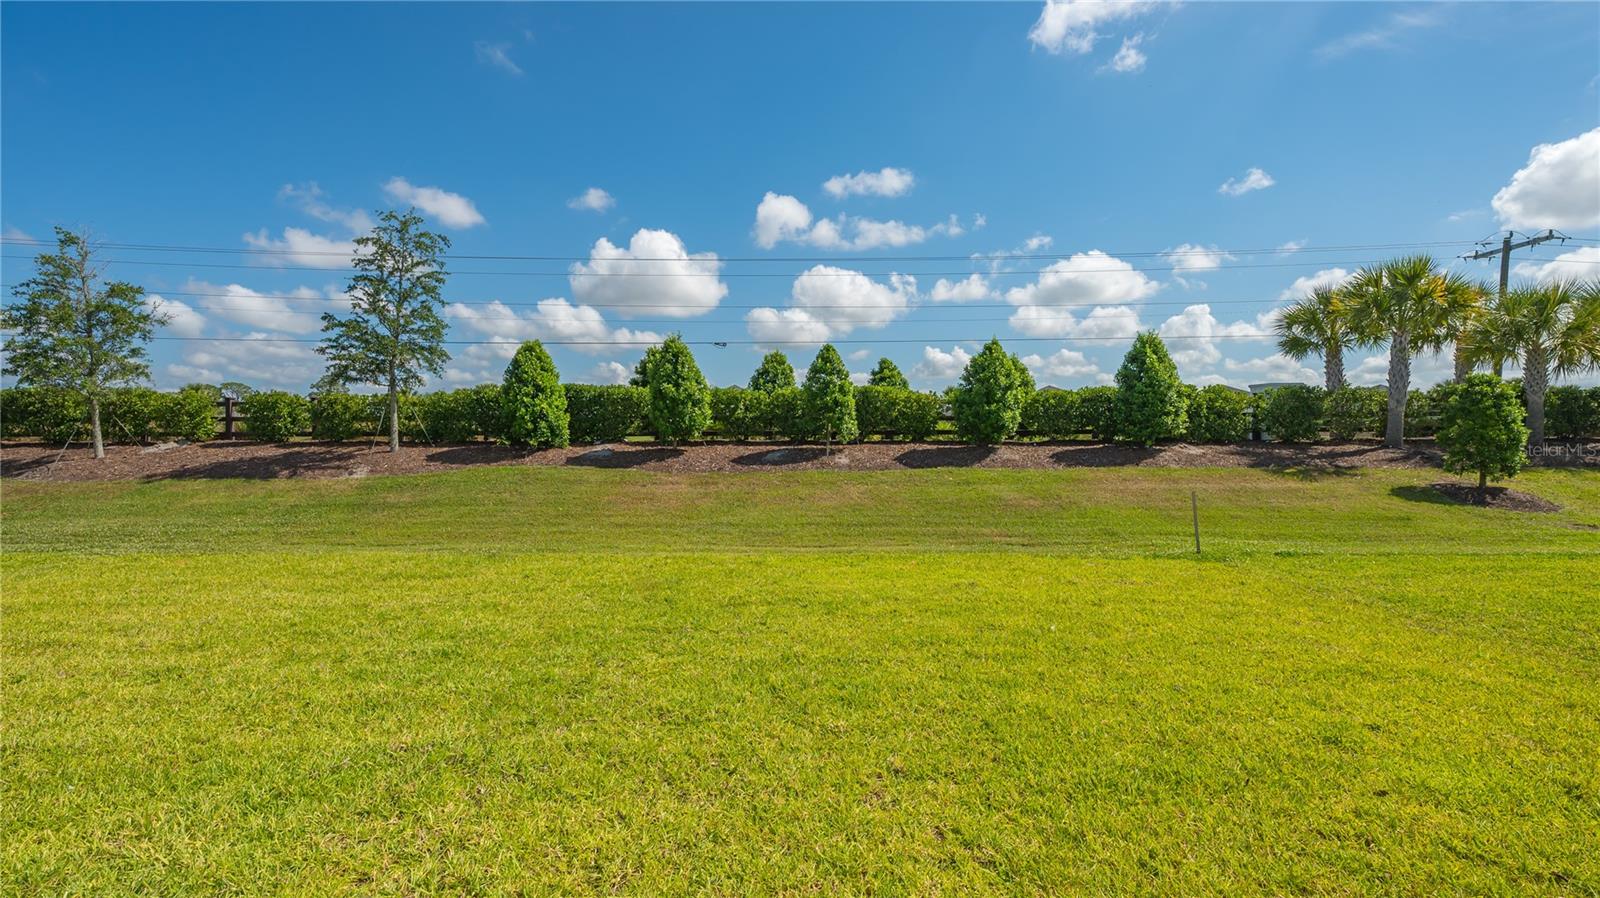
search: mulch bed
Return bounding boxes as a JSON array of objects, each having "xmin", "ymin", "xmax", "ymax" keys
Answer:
[
  {"xmin": 0, "ymin": 438, "xmax": 1485, "ymax": 482},
  {"xmin": 1426, "ymin": 481, "xmax": 1563, "ymax": 513}
]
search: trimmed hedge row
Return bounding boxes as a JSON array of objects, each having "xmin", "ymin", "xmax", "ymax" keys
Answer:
[{"xmin": 7, "ymin": 382, "xmax": 1599, "ymax": 446}]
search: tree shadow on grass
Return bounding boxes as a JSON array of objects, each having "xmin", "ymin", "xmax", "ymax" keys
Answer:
[
  {"xmin": 1267, "ymin": 464, "xmax": 1365, "ymax": 482},
  {"xmin": 1390, "ymin": 484, "xmax": 1460, "ymax": 506},
  {"xmin": 896, "ymin": 445, "xmax": 997, "ymax": 469},
  {"xmin": 424, "ymin": 444, "xmax": 529, "ymax": 467},
  {"xmin": 731, "ymin": 447, "xmax": 828, "ymax": 467},
  {"xmin": 565, "ymin": 446, "xmax": 684, "ymax": 469}
]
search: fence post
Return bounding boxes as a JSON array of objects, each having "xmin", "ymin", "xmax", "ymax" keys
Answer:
[{"xmin": 222, "ymin": 396, "xmax": 236, "ymax": 439}]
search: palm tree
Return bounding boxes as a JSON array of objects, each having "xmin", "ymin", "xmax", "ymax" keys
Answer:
[
  {"xmin": 1465, "ymin": 279, "xmax": 1600, "ymax": 445},
  {"xmin": 1440, "ymin": 277, "xmax": 1493, "ymax": 382},
  {"xmin": 1275, "ymin": 286, "xmax": 1356, "ymax": 392},
  {"xmin": 1342, "ymin": 256, "xmax": 1457, "ymax": 449}
]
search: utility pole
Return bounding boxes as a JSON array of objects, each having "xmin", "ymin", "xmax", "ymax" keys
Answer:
[
  {"xmin": 1462, "ymin": 230, "xmax": 1565, "ymax": 376},
  {"xmin": 1465, "ymin": 229, "xmax": 1565, "ymax": 297}
]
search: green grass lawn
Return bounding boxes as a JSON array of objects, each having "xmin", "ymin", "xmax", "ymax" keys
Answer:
[{"xmin": 4, "ymin": 467, "xmax": 1598, "ymax": 895}]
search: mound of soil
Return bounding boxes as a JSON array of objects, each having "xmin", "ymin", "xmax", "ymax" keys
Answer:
[
  {"xmin": 1427, "ymin": 481, "xmax": 1562, "ymax": 513},
  {"xmin": 0, "ymin": 438, "xmax": 1481, "ymax": 482}
]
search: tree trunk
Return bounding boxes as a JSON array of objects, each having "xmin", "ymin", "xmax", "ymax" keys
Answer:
[
  {"xmin": 1384, "ymin": 329, "xmax": 1410, "ymax": 450},
  {"xmin": 1523, "ymin": 344, "xmax": 1548, "ymax": 447},
  {"xmin": 90, "ymin": 395, "xmax": 105, "ymax": 459},
  {"xmin": 388, "ymin": 380, "xmax": 400, "ymax": 453},
  {"xmin": 1324, "ymin": 347, "xmax": 1345, "ymax": 393},
  {"xmin": 1452, "ymin": 341, "xmax": 1472, "ymax": 382},
  {"xmin": 1492, "ymin": 359, "xmax": 1504, "ymax": 378}
]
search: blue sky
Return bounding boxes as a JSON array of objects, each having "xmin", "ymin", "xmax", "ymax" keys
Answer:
[{"xmin": 4, "ymin": 1, "xmax": 1599, "ymax": 392}]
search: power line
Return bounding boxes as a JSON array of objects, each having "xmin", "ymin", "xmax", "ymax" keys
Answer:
[
  {"xmin": 147, "ymin": 333, "xmax": 1282, "ymax": 345},
  {"xmin": 0, "ymin": 254, "xmax": 1477, "ymax": 278},
  {"xmin": 0, "ymin": 285, "xmax": 1307, "ymax": 313},
  {"xmin": 0, "ymin": 236, "xmax": 1494, "ymax": 263}
]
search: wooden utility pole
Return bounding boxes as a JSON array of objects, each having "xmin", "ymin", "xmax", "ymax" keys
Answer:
[
  {"xmin": 1465, "ymin": 229, "xmax": 1564, "ymax": 297},
  {"xmin": 1463, "ymin": 230, "xmax": 1565, "ymax": 376}
]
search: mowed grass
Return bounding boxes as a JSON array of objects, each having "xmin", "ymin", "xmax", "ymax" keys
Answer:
[{"xmin": 3, "ymin": 467, "xmax": 1599, "ymax": 895}]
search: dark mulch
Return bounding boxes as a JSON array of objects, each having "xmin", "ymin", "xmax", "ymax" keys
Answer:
[
  {"xmin": 1424, "ymin": 481, "xmax": 1563, "ymax": 513},
  {"xmin": 0, "ymin": 438, "xmax": 1506, "ymax": 483}
]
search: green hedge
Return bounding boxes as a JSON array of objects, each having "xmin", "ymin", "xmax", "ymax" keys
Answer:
[
  {"xmin": 1185, "ymin": 386, "xmax": 1252, "ymax": 443},
  {"xmin": 312, "ymin": 393, "xmax": 376, "ymax": 442},
  {"xmin": 240, "ymin": 390, "xmax": 311, "ymax": 442},
  {"xmin": 853, "ymin": 386, "xmax": 940, "ymax": 440},
  {"xmin": 565, "ymin": 384, "xmax": 649, "ymax": 443},
  {"xmin": 2, "ymin": 386, "xmax": 218, "ymax": 444},
  {"xmin": 710, "ymin": 386, "xmax": 768, "ymax": 440},
  {"xmin": 1257, "ymin": 385, "xmax": 1324, "ymax": 443},
  {"xmin": 1076, "ymin": 386, "xmax": 1119, "ymax": 441},
  {"xmin": 1020, "ymin": 389, "xmax": 1079, "ymax": 439},
  {"xmin": 1545, "ymin": 386, "xmax": 1600, "ymax": 439},
  {"xmin": 1325, "ymin": 386, "xmax": 1386, "ymax": 440}
]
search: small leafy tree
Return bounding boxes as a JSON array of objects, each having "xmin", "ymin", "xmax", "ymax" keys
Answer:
[
  {"xmin": 501, "ymin": 341, "xmax": 569, "ymax": 448},
  {"xmin": 646, "ymin": 335, "xmax": 711, "ymax": 443},
  {"xmin": 1114, "ymin": 331, "xmax": 1187, "ymax": 446},
  {"xmin": 1438, "ymin": 374, "xmax": 1529, "ymax": 503},
  {"xmin": 748, "ymin": 350, "xmax": 796, "ymax": 393},
  {"xmin": 1324, "ymin": 386, "xmax": 1387, "ymax": 440},
  {"xmin": 867, "ymin": 357, "xmax": 910, "ymax": 390},
  {"xmin": 952, "ymin": 338, "xmax": 1034, "ymax": 444},
  {"xmin": 803, "ymin": 344, "xmax": 858, "ymax": 448},
  {"xmin": 318, "ymin": 209, "xmax": 451, "ymax": 452},
  {"xmin": 1, "ymin": 228, "xmax": 166, "ymax": 458}
]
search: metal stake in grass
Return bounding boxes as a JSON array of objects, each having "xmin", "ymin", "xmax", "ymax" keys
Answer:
[{"xmin": 1192, "ymin": 490, "xmax": 1201, "ymax": 555}]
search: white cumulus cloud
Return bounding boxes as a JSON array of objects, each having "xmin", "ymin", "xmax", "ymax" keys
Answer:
[
  {"xmin": 1010, "ymin": 303, "xmax": 1143, "ymax": 339},
  {"xmin": 1512, "ymin": 245, "xmax": 1600, "ymax": 282},
  {"xmin": 1004, "ymin": 250, "xmax": 1161, "ymax": 333},
  {"xmin": 1491, "ymin": 127, "xmax": 1600, "ymax": 230},
  {"xmin": 1105, "ymin": 34, "xmax": 1147, "ymax": 73},
  {"xmin": 823, "ymin": 167, "xmax": 916, "ymax": 199},
  {"xmin": 745, "ymin": 266, "xmax": 916, "ymax": 345},
  {"xmin": 1157, "ymin": 303, "xmax": 1273, "ymax": 373},
  {"xmin": 1028, "ymin": 0, "xmax": 1162, "ymax": 54},
  {"xmin": 446, "ymin": 298, "xmax": 661, "ymax": 357},
  {"xmin": 930, "ymin": 273, "xmax": 995, "ymax": 303},
  {"xmin": 586, "ymin": 361, "xmax": 632, "ymax": 385},
  {"xmin": 1218, "ymin": 167, "xmax": 1276, "ymax": 196},
  {"xmin": 569, "ymin": 228, "xmax": 727, "ymax": 318},
  {"xmin": 146, "ymin": 294, "xmax": 206, "ymax": 338},
  {"xmin": 242, "ymin": 227, "xmax": 358, "ymax": 268},
  {"xmin": 752, "ymin": 192, "xmax": 966, "ymax": 251},
  {"xmin": 1021, "ymin": 348, "xmax": 1099, "ymax": 380},
  {"xmin": 382, "ymin": 177, "xmax": 486, "ymax": 229},
  {"xmin": 567, "ymin": 187, "xmax": 615, "ymax": 213},
  {"xmin": 183, "ymin": 279, "xmax": 349, "ymax": 334},
  {"xmin": 1278, "ymin": 267, "xmax": 1351, "ymax": 301},
  {"xmin": 913, "ymin": 345, "xmax": 972, "ymax": 381}
]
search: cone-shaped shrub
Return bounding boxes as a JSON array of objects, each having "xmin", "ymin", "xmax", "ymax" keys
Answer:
[
  {"xmin": 868, "ymin": 357, "xmax": 910, "ymax": 390},
  {"xmin": 646, "ymin": 335, "xmax": 712, "ymax": 444},
  {"xmin": 952, "ymin": 338, "xmax": 1034, "ymax": 444},
  {"xmin": 1114, "ymin": 331, "xmax": 1187, "ymax": 446},
  {"xmin": 804, "ymin": 344, "xmax": 858, "ymax": 445},
  {"xmin": 748, "ymin": 351, "xmax": 796, "ymax": 393},
  {"xmin": 502, "ymin": 340, "xmax": 569, "ymax": 448}
]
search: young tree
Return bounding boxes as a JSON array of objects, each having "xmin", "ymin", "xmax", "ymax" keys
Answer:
[
  {"xmin": 502, "ymin": 340, "xmax": 569, "ymax": 448},
  {"xmin": 952, "ymin": 338, "xmax": 1034, "ymax": 444},
  {"xmin": 803, "ymin": 344, "xmax": 858, "ymax": 448},
  {"xmin": 629, "ymin": 346, "xmax": 660, "ymax": 388},
  {"xmin": 317, "ymin": 209, "xmax": 450, "ymax": 452},
  {"xmin": 1113, "ymin": 331, "xmax": 1187, "ymax": 446},
  {"xmin": 1, "ymin": 228, "xmax": 166, "ymax": 458},
  {"xmin": 1465, "ymin": 279, "xmax": 1600, "ymax": 446},
  {"xmin": 645, "ymin": 335, "xmax": 712, "ymax": 443},
  {"xmin": 748, "ymin": 350, "xmax": 796, "ymax": 392},
  {"xmin": 1342, "ymin": 257, "xmax": 1458, "ymax": 449},
  {"xmin": 867, "ymin": 357, "xmax": 910, "ymax": 390},
  {"xmin": 1275, "ymin": 286, "xmax": 1356, "ymax": 392},
  {"xmin": 1437, "ymin": 374, "xmax": 1529, "ymax": 503}
]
